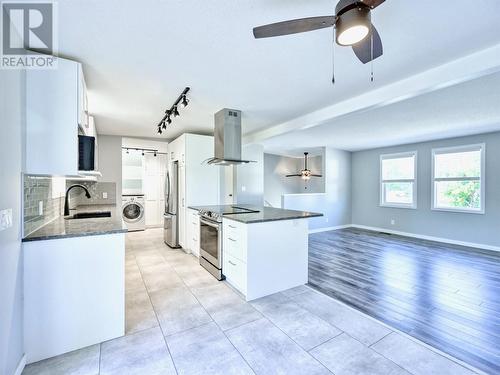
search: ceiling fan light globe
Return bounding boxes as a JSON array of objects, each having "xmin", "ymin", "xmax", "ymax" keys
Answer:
[
  {"xmin": 335, "ymin": 6, "xmax": 371, "ymax": 46},
  {"xmin": 337, "ymin": 25, "xmax": 369, "ymax": 46}
]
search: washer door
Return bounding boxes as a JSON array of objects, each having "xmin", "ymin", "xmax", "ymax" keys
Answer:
[{"xmin": 122, "ymin": 202, "xmax": 144, "ymax": 223}]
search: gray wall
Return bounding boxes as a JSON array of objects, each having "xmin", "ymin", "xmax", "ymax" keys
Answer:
[
  {"xmin": 97, "ymin": 135, "xmax": 122, "ymax": 201},
  {"xmin": 264, "ymin": 153, "xmax": 325, "ymax": 207},
  {"xmin": 235, "ymin": 144, "xmax": 264, "ymax": 206},
  {"xmin": 0, "ymin": 69, "xmax": 25, "ymax": 374},
  {"xmin": 283, "ymin": 148, "xmax": 352, "ymax": 230},
  {"xmin": 352, "ymin": 132, "xmax": 500, "ymax": 247}
]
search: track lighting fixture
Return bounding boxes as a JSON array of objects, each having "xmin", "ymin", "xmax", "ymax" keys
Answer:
[
  {"xmin": 155, "ymin": 87, "xmax": 190, "ymax": 135},
  {"xmin": 122, "ymin": 147, "xmax": 166, "ymax": 157},
  {"xmin": 181, "ymin": 95, "xmax": 189, "ymax": 108}
]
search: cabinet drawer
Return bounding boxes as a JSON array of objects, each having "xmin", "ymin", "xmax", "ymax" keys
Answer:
[
  {"xmin": 223, "ymin": 220, "xmax": 243, "ymax": 242},
  {"xmin": 223, "ymin": 253, "xmax": 246, "ymax": 294},
  {"xmin": 224, "ymin": 234, "xmax": 246, "ymax": 262}
]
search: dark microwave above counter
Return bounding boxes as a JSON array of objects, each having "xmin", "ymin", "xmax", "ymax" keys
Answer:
[{"xmin": 78, "ymin": 135, "xmax": 95, "ymax": 171}]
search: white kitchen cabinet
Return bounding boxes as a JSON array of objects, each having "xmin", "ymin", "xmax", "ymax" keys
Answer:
[
  {"xmin": 143, "ymin": 153, "xmax": 166, "ymax": 227},
  {"xmin": 186, "ymin": 208, "xmax": 200, "ymax": 256},
  {"xmin": 25, "ymin": 56, "xmax": 91, "ymax": 176},
  {"xmin": 167, "ymin": 134, "xmax": 219, "ymax": 249},
  {"xmin": 222, "ymin": 217, "xmax": 309, "ymax": 301},
  {"xmin": 23, "ymin": 233, "xmax": 125, "ymax": 363}
]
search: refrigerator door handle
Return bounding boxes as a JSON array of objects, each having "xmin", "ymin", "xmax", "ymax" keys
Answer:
[{"xmin": 165, "ymin": 171, "xmax": 170, "ymax": 213}]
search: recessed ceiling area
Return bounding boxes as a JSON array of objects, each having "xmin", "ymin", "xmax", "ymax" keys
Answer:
[
  {"xmin": 260, "ymin": 70, "xmax": 500, "ymax": 152},
  {"xmin": 56, "ymin": 0, "xmax": 500, "ymax": 141}
]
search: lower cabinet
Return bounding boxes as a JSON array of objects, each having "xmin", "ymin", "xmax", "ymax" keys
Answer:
[
  {"xmin": 222, "ymin": 219, "xmax": 248, "ymax": 296},
  {"xmin": 222, "ymin": 217, "xmax": 309, "ymax": 301},
  {"xmin": 23, "ymin": 233, "xmax": 125, "ymax": 363},
  {"xmin": 186, "ymin": 208, "xmax": 200, "ymax": 256}
]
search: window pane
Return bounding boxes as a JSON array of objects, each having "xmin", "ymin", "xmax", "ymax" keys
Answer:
[
  {"xmin": 434, "ymin": 150, "xmax": 480, "ymax": 178},
  {"xmin": 384, "ymin": 182, "xmax": 413, "ymax": 205},
  {"xmin": 435, "ymin": 181, "xmax": 481, "ymax": 210},
  {"xmin": 382, "ymin": 156, "xmax": 414, "ymax": 180}
]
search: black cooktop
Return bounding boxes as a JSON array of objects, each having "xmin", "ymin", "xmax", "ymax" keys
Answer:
[{"xmin": 221, "ymin": 206, "xmax": 260, "ymax": 215}]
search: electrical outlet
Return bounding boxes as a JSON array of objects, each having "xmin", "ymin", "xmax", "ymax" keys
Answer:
[
  {"xmin": 325, "ymin": 217, "xmax": 329, "ymax": 223},
  {"xmin": 102, "ymin": 192, "xmax": 108, "ymax": 199},
  {"xmin": 241, "ymin": 186, "xmax": 246, "ymax": 192},
  {"xmin": 0, "ymin": 209, "xmax": 13, "ymax": 231},
  {"xmin": 390, "ymin": 219, "xmax": 396, "ymax": 225},
  {"xmin": 38, "ymin": 201, "xmax": 44, "ymax": 216}
]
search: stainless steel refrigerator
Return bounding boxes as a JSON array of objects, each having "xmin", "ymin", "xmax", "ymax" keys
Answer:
[{"xmin": 164, "ymin": 161, "xmax": 180, "ymax": 248}]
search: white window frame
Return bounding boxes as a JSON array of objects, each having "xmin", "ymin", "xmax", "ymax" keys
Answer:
[
  {"xmin": 431, "ymin": 143, "xmax": 485, "ymax": 214},
  {"xmin": 379, "ymin": 151, "xmax": 418, "ymax": 209}
]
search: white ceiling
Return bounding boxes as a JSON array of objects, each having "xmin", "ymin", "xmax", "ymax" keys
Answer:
[
  {"xmin": 57, "ymin": 0, "xmax": 500, "ymax": 144},
  {"xmin": 261, "ymin": 71, "xmax": 500, "ymax": 152}
]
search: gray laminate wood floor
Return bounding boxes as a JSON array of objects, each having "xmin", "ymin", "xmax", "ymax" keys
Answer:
[
  {"xmin": 309, "ymin": 227, "xmax": 500, "ymax": 375},
  {"xmin": 23, "ymin": 228, "xmax": 480, "ymax": 375}
]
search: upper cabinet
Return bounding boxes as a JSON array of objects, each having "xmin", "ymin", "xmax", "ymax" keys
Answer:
[{"xmin": 25, "ymin": 56, "xmax": 96, "ymax": 177}]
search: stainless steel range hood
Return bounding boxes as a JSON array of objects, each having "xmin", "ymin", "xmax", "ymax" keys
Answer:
[{"xmin": 207, "ymin": 108, "xmax": 255, "ymax": 165}]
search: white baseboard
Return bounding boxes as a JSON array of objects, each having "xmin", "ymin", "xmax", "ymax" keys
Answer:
[
  {"xmin": 351, "ymin": 224, "xmax": 500, "ymax": 253},
  {"xmin": 309, "ymin": 224, "xmax": 352, "ymax": 234},
  {"xmin": 14, "ymin": 354, "xmax": 26, "ymax": 375}
]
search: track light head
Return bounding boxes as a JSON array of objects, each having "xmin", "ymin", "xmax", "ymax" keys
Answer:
[
  {"xmin": 142, "ymin": 151, "xmax": 144, "ymax": 156},
  {"xmin": 172, "ymin": 106, "xmax": 180, "ymax": 117},
  {"xmin": 167, "ymin": 116, "xmax": 172, "ymax": 125},
  {"xmin": 162, "ymin": 121, "xmax": 167, "ymax": 130},
  {"xmin": 154, "ymin": 151, "xmax": 157, "ymax": 157},
  {"xmin": 181, "ymin": 95, "xmax": 189, "ymax": 108},
  {"xmin": 158, "ymin": 127, "xmax": 162, "ymax": 134}
]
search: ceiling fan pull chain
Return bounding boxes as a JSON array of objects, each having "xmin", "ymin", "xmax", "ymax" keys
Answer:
[
  {"xmin": 332, "ymin": 26, "xmax": 336, "ymax": 85},
  {"xmin": 370, "ymin": 22, "xmax": 374, "ymax": 82}
]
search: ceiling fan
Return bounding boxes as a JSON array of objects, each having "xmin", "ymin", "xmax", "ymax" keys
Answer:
[
  {"xmin": 253, "ymin": 0, "xmax": 385, "ymax": 80},
  {"xmin": 286, "ymin": 152, "xmax": 323, "ymax": 180}
]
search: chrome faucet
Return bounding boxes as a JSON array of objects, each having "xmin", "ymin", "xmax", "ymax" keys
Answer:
[{"xmin": 64, "ymin": 184, "xmax": 91, "ymax": 216}]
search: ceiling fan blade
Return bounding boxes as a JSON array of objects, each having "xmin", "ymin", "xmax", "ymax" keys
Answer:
[
  {"xmin": 311, "ymin": 174, "xmax": 323, "ymax": 177},
  {"xmin": 352, "ymin": 24, "xmax": 383, "ymax": 64},
  {"xmin": 253, "ymin": 16, "xmax": 336, "ymax": 39},
  {"xmin": 360, "ymin": 0, "xmax": 385, "ymax": 9},
  {"xmin": 286, "ymin": 174, "xmax": 302, "ymax": 177}
]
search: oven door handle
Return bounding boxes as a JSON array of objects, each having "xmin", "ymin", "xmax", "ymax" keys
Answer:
[{"xmin": 200, "ymin": 218, "xmax": 221, "ymax": 229}]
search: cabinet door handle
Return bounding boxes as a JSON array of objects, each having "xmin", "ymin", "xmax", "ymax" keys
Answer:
[
  {"xmin": 229, "ymin": 225, "xmax": 236, "ymax": 229},
  {"xmin": 228, "ymin": 260, "xmax": 236, "ymax": 266},
  {"xmin": 193, "ymin": 238, "xmax": 197, "ymax": 242},
  {"xmin": 228, "ymin": 238, "xmax": 236, "ymax": 242}
]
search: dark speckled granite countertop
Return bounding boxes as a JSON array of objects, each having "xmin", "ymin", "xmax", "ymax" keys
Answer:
[
  {"xmin": 188, "ymin": 205, "xmax": 322, "ymax": 224},
  {"xmin": 22, "ymin": 204, "xmax": 127, "ymax": 242}
]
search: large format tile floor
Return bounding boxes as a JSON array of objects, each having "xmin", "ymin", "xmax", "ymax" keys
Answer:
[{"xmin": 24, "ymin": 228, "xmax": 481, "ymax": 375}]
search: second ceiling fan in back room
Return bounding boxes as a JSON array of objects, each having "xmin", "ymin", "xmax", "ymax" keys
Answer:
[
  {"xmin": 253, "ymin": 0, "xmax": 385, "ymax": 83},
  {"xmin": 286, "ymin": 152, "xmax": 323, "ymax": 180}
]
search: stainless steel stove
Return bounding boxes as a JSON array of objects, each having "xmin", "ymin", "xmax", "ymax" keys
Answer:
[{"xmin": 198, "ymin": 206, "xmax": 259, "ymax": 279}]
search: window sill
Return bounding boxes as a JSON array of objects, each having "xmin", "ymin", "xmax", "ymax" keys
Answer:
[
  {"xmin": 379, "ymin": 203, "xmax": 417, "ymax": 210},
  {"xmin": 431, "ymin": 207, "xmax": 485, "ymax": 215}
]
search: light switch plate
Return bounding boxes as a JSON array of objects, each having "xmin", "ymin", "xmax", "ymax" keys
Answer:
[
  {"xmin": 102, "ymin": 192, "xmax": 108, "ymax": 199},
  {"xmin": 39, "ymin": 201, "xmax": 44, "ymax": 216},
  {"xmin": 0, "ymin": 209, "xmax": 13, "ymax": 231}
]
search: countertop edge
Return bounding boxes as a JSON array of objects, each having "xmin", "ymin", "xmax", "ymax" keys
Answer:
[
  {"xmin": 223, "ymin": 213, "xmax": 323, "ymax": 224},
  {"xmin": 22, "ymin": 228, "xmax": 128, "ymax": 242}
]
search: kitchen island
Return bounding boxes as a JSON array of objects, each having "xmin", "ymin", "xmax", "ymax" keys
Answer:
[
  {"xmin": 190, "ymin": 205, "xmax": 322, "ymax": 301},
  {"xmin": 22, "ymin": 204, "xmax": 127, "ymax": 364}
]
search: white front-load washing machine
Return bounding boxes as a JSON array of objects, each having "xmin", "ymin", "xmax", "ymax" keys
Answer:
[{"xmin": 122, "ymin": 195, "xmax": 146, "ymax": 231}]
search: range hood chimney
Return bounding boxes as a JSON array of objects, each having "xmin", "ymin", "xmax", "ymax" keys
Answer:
[{"xmin": 207, "ymin": 108, "xmax": 254, "ymax": 165}]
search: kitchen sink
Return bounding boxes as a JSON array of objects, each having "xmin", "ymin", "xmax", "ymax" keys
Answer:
[{"xmin": 65, "ymin": 211, "xmax": 111, "ymax": 220}]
